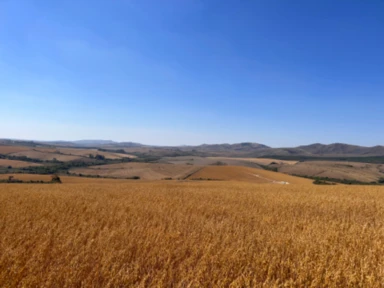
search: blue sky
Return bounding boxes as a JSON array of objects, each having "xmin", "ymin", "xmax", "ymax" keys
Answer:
[{"xmin": 1, "ymin": 0, "xmax": 383, "ymax": 147}]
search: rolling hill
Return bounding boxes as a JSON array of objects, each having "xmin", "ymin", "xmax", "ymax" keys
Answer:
[
  {"xmin": 187, "ymin": 165, "xmax": 312, "ymax": 184},
  {"xmin": 1, "ymin": 139, "xmax": 384, "ymax": 157},
  {"xmin": 297, "ymin": 143, "xmax": 384, "ymax": 156}
]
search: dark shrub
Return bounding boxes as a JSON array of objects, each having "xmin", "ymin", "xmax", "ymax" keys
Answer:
[{"xmin": 51, "ymin": 174, "xmax": 62, "ymax": 183}]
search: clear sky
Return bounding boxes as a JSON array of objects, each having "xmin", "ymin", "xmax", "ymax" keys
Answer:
[{"xmin": 1, "ymin": 0, "xmax": 383, "ymax": 147}]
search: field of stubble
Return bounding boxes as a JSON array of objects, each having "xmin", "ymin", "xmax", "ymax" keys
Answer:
[{"xmin": 1, "ymin": 181, "xmax": 384, "ymax": 287}]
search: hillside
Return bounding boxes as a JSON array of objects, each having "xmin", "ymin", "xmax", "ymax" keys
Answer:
[
  {"xmin": 70, "ymin": 163, "xmax": 201, "ymax": 180},
  {"xmin": 279, "ymin": 161, "xmax": 384, "ymax": 183},
  {"xmin": 297, "ymin": 143, "xmax": 384, "ymax": 156},
  {"xmin": 187, "ymin": 165, "xmax": 312, "ymax": 185},
  {"xmin": 190, "ymin": 142, "xmax": 270, "ymax": 153}
]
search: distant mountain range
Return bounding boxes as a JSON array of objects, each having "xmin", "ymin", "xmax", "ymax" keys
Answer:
[
  {"xmin": 180, "ymin": 142, "xmax": 384, "ymax": 157},
  {"xmin": 297, "ymin": 143, "xmax": 384, "ymax": 156},
  {"xmin": 35, "ymin": 140, "xmax": 144, "ymax": 148},
  {"xmin": 265, "ymin": 143, "xmax": 384, "ymax": 158},
  {"xmin": 1, "ymin": 139, "xmax": 383, "ymax": 157}
]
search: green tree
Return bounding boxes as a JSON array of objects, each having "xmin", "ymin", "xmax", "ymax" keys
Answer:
[{"xmin": 95, "ymin": 154, "xmax": 105, "ymax": 160}]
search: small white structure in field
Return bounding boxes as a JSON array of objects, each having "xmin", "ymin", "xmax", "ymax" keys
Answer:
[{"xmin": 273, "ymin": 181, "xmax": 289, "ymax": 185}]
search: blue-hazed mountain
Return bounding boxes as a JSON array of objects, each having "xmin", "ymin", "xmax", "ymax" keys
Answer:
[{"xmin": 1, "ymin": 139, "xmax": 383, "ymax": 157}]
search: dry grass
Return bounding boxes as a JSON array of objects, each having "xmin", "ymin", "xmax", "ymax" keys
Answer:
[
  {"xmin": 0, "ymin": 146, "xmax": 31, "ymax": 154},
  {"xmin": 280, "ymin": 161, "xmax": 384, "ymax": 182},
  {"xmin": 32, "ymin": 148, "xmax": 59, "ymax": 153},
  {"xmin": 0, "ymin": 159, "xmax": 42, "ymax": 168},
  {"xmin": 71, "ymin": 163, "xmax": 201, "ymax": 180},
  {"xmin": 209, "ymin": 157, "xmax": 298, "ymax": 165},
  {"xmin": 55, "ymin": 148, "xmax": 136, "ymax": 159},
  {"xmin": 9, "ymin": 150, "xmax": 82, "ymax": 162},
  {"xmin": 162, "ymin": 156, "xmax": 290, "ymax": 168},
  {"xmin": 0, "ymin": 174, "xmax": 134, "ymax": 184},
  {"xmin": 0, "ymin": 174, "xmax": 52, "ymax": 182},
  {"xmin": 7, "ymin": 147, "xmax": 135, "ymax": 161},
  {"xmin": 1, "ymin": 181, "xmax": 384, "ymax": 287},
  {"xmin": 188, "ymin": 166, "xmax": 312, "ymax": 184},
  {"xmin": 58, "ymin": 176, "xmax": 133, "ymax": 184}
]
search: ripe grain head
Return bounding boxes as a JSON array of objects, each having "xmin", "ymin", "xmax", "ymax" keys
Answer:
[{"xmin": 0, "ymin": 181, "xmax": 383, "ymax": 287}]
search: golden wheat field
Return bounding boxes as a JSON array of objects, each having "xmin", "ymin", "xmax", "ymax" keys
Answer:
[{"xmin": 1, "ymin": 181, "xmax": 384, "ymax": 287}]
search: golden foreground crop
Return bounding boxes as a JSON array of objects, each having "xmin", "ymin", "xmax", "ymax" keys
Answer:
[{"xmin": 1, "ymin": 181, "xmax": 384, "ymax": 287}]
